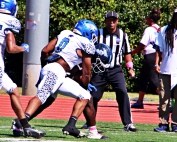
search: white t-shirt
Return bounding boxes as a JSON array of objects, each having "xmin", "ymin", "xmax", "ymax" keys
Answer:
[
  {"xmin": 156, "ymin": 25, "xmax": 177, "ymax": 74},
  {"xmin": 54, "ymin": 30, "xmax": 95, "ymax": 70},
  {"xmin": 140, "ymin": 24, "xmax": 160, "ymax": 55}
]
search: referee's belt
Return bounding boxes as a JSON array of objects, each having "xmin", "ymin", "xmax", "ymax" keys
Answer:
[{"xmin": 106, "ymin": 65, "xmax": 121, "ymax": 70}]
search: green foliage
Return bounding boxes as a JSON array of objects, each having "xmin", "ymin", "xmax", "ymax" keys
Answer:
[{"xmin": 13, "ymin": 0, "xmax": 177, "ymax": 91}]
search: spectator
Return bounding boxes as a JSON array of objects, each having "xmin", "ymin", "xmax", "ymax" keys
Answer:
[
  {"xmin": 154, "ymin": 7, "xmax": 177, "ymax": 132},
  {"xmin": 82, "ymin": 11, "xmax": 137, "ymax": 132},
  {"xmin": 131, "ymin": 8, "xmax": 161, "ymax": 109}
]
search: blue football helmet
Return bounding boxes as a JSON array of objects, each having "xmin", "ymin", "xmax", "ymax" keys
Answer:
[
  {"xmin": 92, "ymin": 43, "xmax": 113, "ymax": 73},
  {"xmin": 0, "ymin": 0, "xmax": 18, "ymax": 17},
  {"xmin": 73, "ymin": 19, "xmax": 98, "ymax": 44}
]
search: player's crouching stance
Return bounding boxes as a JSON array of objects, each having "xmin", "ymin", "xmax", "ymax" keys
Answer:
[
  {"xmin": 12, "ymin": 19, "xmax": 98, "ymax": 138},
  {"xmin": 11, "ymin": 20, "xmax": 112, "ymax": 139},
  {"xmin": 0, "ymin": 0, "xmax": 45, "ymax": 138}
]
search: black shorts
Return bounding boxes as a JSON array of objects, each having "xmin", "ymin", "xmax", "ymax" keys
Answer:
[{"xmin": 139, "ymin": 53, "xmax": 158, "ymax": 92}]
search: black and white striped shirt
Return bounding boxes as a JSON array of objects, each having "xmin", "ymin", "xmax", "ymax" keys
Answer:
[{"xmin": 98, "ymin": 27, "xmax": 131, "ymax": 68}]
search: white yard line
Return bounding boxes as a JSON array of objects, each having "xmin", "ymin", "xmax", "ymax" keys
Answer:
[{"xmin": 0, "ymin": 138, "xmax": 83, "ymax": 142}]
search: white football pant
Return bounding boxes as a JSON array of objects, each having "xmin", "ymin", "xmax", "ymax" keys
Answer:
[{"xmin": 36, "ymin": 63, "xmax": 91, "ymax": 104}]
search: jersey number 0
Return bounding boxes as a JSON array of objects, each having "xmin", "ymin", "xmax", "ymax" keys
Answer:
[{"xmin": 55, "ymin": 37, "xmax": 69, "ymax": 53}]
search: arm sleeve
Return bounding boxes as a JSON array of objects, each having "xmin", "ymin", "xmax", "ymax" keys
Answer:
[
  {"xmin": 81, "ymin": 41, "xmax": 96, "ymax": 55},
  {"xmin": 140, "ymin": 28, "xmax": 150, "ymax": 46},
  {"xmin": 122, "ymin": 32, "xmax": 131, "ymax": 54}
]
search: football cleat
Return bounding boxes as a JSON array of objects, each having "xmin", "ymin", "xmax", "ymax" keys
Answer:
[
  {"xmin": 12, "ymin": 127, "xmax": 23, "ymax": 137},
  {"xmin": 81, "ymin": 123, "xmax": 88, "ymax": 129},
  {"xmin": 62, "ymin": 125, "xmax": 86, "ymax": 138},
  {"xmin": 23, "ymin": 127, "xmax": 46, "ymax": 139},
  {"xmin": 12, "ymin": 118, "xmax": 22, "ymax": 129},
  {"xmin": 11, "ymin": 119, "xmax": 23, "ymax": 137}
]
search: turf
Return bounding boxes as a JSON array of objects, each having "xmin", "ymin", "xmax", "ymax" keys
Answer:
[{"xmin": 0, "ymin": 117, "xmax": 177, "ymax": 142}]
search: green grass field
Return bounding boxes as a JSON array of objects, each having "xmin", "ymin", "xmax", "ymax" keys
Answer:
[
  {"xmin": 0, "ymin": 88, "xmax": 161, "ymax": 141},
  {"xmin": 0, "ymin": 117, "xmax": 177, "ymax": 142}
]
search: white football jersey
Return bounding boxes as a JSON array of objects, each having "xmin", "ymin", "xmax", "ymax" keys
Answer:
[
  {"xmin": 0, "ymin": 13, "xmax": 21, "ymax": 59},
  {"xmin": 54, "ymin": 30, "xmax": 95, "ymax": 70}
]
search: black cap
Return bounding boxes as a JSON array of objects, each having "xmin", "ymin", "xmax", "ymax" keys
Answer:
[{"xmin": 105, "ymin": 11, "xmax": 119, "ymax": 19}]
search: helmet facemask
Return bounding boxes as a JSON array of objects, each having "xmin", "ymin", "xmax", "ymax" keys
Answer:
[
  {"xmin": 91, "ymin": 33, "xmax": 97, "ymax": 44},
  {"xmin": 91, "ymin": 43, "xmax": 113, "ymax": 73},
  {"xmin": 92, "ymin": 58, "xmax": 110, "ymax": 73}
]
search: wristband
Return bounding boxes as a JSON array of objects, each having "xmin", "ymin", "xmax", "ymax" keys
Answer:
[
  {"xmin": 126, "ymin": 62, "xmax": 133, "ymax": 69},
  {"xmin": 154, "ymin": 64, "xmax": 159, "ymax": 67}
]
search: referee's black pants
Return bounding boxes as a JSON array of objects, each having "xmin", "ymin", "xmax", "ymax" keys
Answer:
[{"xmin": 90, "ymin": 66, "xmax": 132, "ymax": 125}]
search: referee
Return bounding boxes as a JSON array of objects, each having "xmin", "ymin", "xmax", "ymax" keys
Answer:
[{"xmin": 83, "ymin": 11, "xmax": 137, "ymax": 132}]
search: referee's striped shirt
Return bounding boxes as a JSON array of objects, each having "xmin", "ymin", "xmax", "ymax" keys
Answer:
[{"xmin": 98, "ymin": 27, "xmax": 131, "ymax": 68}]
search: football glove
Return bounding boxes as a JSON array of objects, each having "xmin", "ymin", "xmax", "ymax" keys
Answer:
[
  {"xmin": 87, "ymin": 83, "xmax": 97, "ymax": 92},
  {"xmin": 45, "ymin": 54, "xmax": 60, "ymax": 63},
  {"xmin": 21, "ymin": 43, "xmax": 29, "ymax": 53}
]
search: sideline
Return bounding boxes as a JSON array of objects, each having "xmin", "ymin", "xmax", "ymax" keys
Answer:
[{"xmin": 0, "ymin": 138, "xmax": 82, "ymax": 142}]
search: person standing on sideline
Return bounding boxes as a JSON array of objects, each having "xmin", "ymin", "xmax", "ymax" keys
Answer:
[
  {"xmin": 82, "ymin": 11, "xmax": 137, "ymax": 132},
  {"xmin": 0, "ymin": 0, "xmax": 46, "ymax": 138},
  {"xmin": 131, "ymin": 8, "xmax": 161, "ymax": 109},
  {"xmin": 154, "ymin": 8, "xmax": 177, "ymax": 132}
]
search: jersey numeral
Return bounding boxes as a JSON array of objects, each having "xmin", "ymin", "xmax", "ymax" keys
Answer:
[
  {"xmin": 55, "ymin": 37, "xmax": 69, "ymax": 53},
  {"xmin": 0, "ymin": 2, "xmax": 5, "ymax": 8}
]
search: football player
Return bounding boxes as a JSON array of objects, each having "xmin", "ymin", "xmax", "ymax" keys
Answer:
[
  {"xmin": 11, "ymin": 19, "xmax": 98, "ymax": 138},
  {"xmin": 0, "ymin": 0, "xmax": 45, "ymax": 138},
  {"xmin": 11, "ymin": 43, "xmax": 112, "ymax": 139}
]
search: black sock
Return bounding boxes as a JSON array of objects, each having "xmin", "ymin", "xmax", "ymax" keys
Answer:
[
  {"xmin": 19, "ymin": 118, "xmax": 30, "ymax": 128},
  {"xmin": 67, "ymin": 116, "xmax": 78, "ymax": 126},
  {"xmin": 25, "ymin": 113, "xmax": 31, "ymax": 121}
]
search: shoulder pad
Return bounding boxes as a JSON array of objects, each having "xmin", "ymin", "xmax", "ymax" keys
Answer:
[
  {"xmin": 81, "ymin": 42, "xmax": 96, "ymax": 55},
  {"xmin": 11, "ymin": 17, "xmax": 21, "ymax": 33},
  {"xmin": 8, "ymin": 17, "xmax": 21, "ymax": 34}
]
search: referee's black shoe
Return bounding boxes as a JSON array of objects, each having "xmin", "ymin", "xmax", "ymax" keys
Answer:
[{"xmin": 124, "ymin": 123, "xmax": 138, "ymax": 132}]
